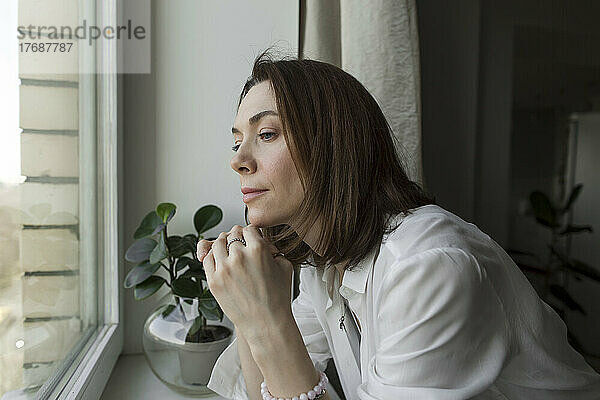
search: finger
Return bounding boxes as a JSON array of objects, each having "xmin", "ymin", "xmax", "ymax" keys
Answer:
[
  {"xmin": 196, "ymin": 239, "xmax": 214, "ymax": 261},
  {"xmin": 243, "ymin": 224, "xmax": 281, "ymax": 256},
  {"xmin": 229, "ymin": 225, "xmax": 244, "ymax": 235},
  {"xmin": 273, "ymin": 254, "xmax": 292, "ymax": 272},
  {"xmin": 212, "ymin": 231, "xmax": 230, "ymax": 263},
  {"xmin": 226, "ymin": 225, "xmax": 246, "ymax": 256},
  {"xmin": 196, "ymin": 240, "xmax": 207, "ymax": 261},
  {"xmin": 242, "ymin": 224, "xmax": 266, "ymax": 249},
  {"xmin": 203, "ymin": 248, "xmax": 216, "ymax": 282},
  {"xmin": 263, "ymin": 236, "xmax": 278, "ymax": 253}
]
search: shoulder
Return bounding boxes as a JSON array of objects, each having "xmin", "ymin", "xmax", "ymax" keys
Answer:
[
  {"xmin": 377, "ymin": 247, "xmax": 484, "ymax": 298},
  {"xmin": 372, "ymin": 246, "xmax": 507, "ymax": 349},
  {"xmin": 382, "ymin": 204, "xmax": 493, "ymax": 262},
  {"xmin": 374, "ymin": 205, "xmax": 494, "ymax": 301}
]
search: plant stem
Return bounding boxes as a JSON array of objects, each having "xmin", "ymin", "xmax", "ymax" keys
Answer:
[
  {"xmin": 163, "ymin": 224, "xmax": 175, "ymax": 285},
  {"xmin": 543, "ymin": 229, "xmax": 558, "ymax": 300}
]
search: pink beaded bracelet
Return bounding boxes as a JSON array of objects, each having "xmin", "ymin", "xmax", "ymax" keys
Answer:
[{"xmin": 260, "ymin": 371, "xmax": 328, "ymax": 400}]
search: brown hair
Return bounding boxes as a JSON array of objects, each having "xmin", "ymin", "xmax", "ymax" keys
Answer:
[{"xmin": 239, "ymin": 47, "xmax": 436, "ymax": 272}]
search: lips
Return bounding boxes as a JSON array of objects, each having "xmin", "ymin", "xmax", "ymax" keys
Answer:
[
  {"xmin": 242, "ymin": 189, "xmax": 267, "ymax": 203},
  {"xmin": 241, "ymin": 186, "xmax": 266, "ymax": 194},
  {"xmin": 241, "ymin": 187, "xmax": 268, "ymax": 194}
]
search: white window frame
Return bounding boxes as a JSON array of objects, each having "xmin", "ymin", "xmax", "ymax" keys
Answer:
[{"xmin": 38, "ymin": 0, "xmax": 122, "ymax": 399}]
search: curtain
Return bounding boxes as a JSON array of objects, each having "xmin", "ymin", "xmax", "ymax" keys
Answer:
[{"xmin": 300, "ymin": 0, "xmax": 423, "ymax": 185}]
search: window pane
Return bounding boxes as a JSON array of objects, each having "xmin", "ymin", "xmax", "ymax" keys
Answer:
[{"xmin": 0, "ymin": 0, "xmax": 98, "ymax": 397}]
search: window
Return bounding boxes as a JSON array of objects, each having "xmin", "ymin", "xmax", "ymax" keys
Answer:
[{"xmin": 0, "ymin": 0, "xmax": 121, "ymax": 399}]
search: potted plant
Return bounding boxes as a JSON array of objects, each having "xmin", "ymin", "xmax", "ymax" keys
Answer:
[
  {"xmin": 507, "ymin": 184, "xmax": 599, "ymax": 355},
  {"xmin": 124, "ymin": 202, "xmax": 233, "ymax": 394}
]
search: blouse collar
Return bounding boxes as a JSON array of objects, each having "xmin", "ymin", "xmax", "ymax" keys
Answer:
[{"xmin": 312, "ymin": 211, "xmax": 408, "ymax": 308}]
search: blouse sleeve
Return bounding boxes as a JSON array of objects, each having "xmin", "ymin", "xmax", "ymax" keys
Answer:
[
  {"xmin": 207, "ymin": 266, "xmax": 332, "ymax": 399},
  {"xmin": 356, "ymin": 247, "xmax": 512, "ymax": 400},
  {"xmin": 207, "ymin": 334, "xmax": 250, "ymax": 400},
  {"xmin": 291, "ymin": 266, "xmax": 334, "ymax": 374}
]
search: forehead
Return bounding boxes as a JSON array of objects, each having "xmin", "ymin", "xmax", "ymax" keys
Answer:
[{"xmin": 235, "ymin": 81, "xmax": 278, "ymax": 124}]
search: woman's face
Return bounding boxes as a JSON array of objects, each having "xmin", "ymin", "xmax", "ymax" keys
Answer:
[{"xmin": 230, "ymin": 80, "xmax": 304, "ymax": 228}]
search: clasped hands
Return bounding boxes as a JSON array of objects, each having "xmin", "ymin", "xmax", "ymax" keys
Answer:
[{"xmin": 196, "ymin": 224, "xmax": 294, "ymax": 344}]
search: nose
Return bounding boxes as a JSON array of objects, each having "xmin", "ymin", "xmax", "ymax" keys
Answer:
[{"xmin": 230, "ymin": 143, "xmax": 257, "ymax": 175}]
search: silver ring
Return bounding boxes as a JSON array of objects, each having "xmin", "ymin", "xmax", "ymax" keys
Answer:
[
  {"xmin": 226, "ymin": 237, "xmax": 246, "ymax": 252},
  {"xmin": 273, "ymin": 252, "xmax": 285, "ymax": 258}
]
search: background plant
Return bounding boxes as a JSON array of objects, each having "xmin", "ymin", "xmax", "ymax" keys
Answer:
[
  {"xmin": 124, "ymin": 203, "xmax": 225, "ymax": 341},
  {"xmin": 508, "ymin": 184, "xmax": 599, "ymax": 353}
]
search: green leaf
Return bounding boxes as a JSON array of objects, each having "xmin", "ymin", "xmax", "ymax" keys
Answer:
[
  {"xmin": 181, "ymin": 268, "xmax": 206, "ymax": 281},
  {"xmin": 150, "ymin": 232, "xmax": 168, "ymax": 264},
  {"xmin": 512, "ymin": 261, "xmax": 548, "ymax": 275},
  {"xmin": 529, "ymin": 191, "xmax": 559, "ymax": 228},
  {"xmin": 134, "ymin": 276, "xmax": 166, "ymax": 300},
  {"xmin": 152, "ymin": 223, "xmax": 166, "ymax": 236},
  {"xmin": 134, "ymin": 211, "xmax": 163, "ymax": 239},
  {"xmin": 187, "ymin": 316, "xmax": 204, "ymax": 336},
  {"xmin": 194, "ymin": 205, "xmax": 223, "ymax": 234},
  {"xmin": 198, "ymin": 289, "xmax": 223, "ymax": 321},
  {"xmin": 188, "ymin": 259, "xmax": 203, "ymax": 271},
  {"xmin": 166, "ymin": 208, "xmax": 176, "ymax": 223},
  {"xmin": 505, "ymin": 248, "xmax": 537, "ymax": 258},
  {"xmin": 184, "ymin": 233, "xmax": 198, "ymax": 244},
  {"xmin": 549, "ymin": 285, "xmax": 586, "ymax": 315},
  {"xmin": 561, "ymin": 184, "xmax": 583, "ymax": 214},
  {"xmin": 175, "ymin": 256, "xmax": 192, "ymax": 272},
  {"xmin": 172, "ymin": 277, "xmax": 203, "ymax": 298},
  {"xmin": 182, "ymin": 234, "xmax": 198, "ymax": 255},
  {"xmin": 564, "ymin": 259, "xmax": 600, "ymax": 283},
  {"xmin": 167, "ymin": 235, "xmax": 183, "ymax": 253},
  {"xmin": 125, "ymin": 238, "xmax": 157, "ymax": 263},
  {"xmin": 179, "ymin": 258, "xmax": 205, "ymax": 280},
  {"xmin": 124, "ymin": 261, "xmax": 162, "ymax": 288},
  {"xmin": 558, "ymin": 224, "xmax": 593, "ymax": 235},
  {"xmin": 157, "ymin": 203, "xmax": 176, "ymax": 223},
  {"xmin": 550, "ymin": 246, "xmax": 600, "ymax": 283},
  {"xmin": 168, "ymin": 235, "xmax": 192, "ymax": 258}
]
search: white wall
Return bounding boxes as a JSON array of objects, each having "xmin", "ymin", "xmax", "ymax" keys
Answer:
[{"xmin": 122, "ymin": 0, "xmax": 299, "ymax": 354}]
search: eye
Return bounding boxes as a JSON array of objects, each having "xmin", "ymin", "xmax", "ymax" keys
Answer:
[
  {"xmin": 259, "ymin": 131, "xmax": 277, "ymax": 140},
  {"xmin": 231, "ymin": 131, "xmax": 278, "ymax": 152}
]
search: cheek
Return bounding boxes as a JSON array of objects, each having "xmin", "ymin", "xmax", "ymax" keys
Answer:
[{"xmin": 265, "ymin": 149, "xmax": 302, "ymax": 195}]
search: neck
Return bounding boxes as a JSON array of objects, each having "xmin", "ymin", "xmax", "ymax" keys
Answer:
[
  {"xmin": 297, "ymin": 218, "xmax": 323, "ymax": 257},
  {"xmin": 292, "ymin": 218, "xmax": 346, "ymax": 283},
  {"xmin": 336, "ymin": 266, "xmax": 345, "ymax": 285}
]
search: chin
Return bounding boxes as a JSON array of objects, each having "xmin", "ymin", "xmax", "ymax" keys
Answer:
[{"xmin": 246, "ymin": 208, "xmax": 282, "ymax": 228}]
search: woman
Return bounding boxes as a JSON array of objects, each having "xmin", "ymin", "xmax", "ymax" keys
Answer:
[{"xmin": 198, "ymin": 49, "xmax": 600, "ymax": 400}]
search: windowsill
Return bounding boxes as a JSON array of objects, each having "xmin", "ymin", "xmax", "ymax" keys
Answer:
[{"xmin": 100, "ymin": 354, "xmax": 225, "ymax": 400}]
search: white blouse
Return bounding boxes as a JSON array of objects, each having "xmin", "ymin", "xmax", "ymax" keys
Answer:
[{"xmin": 207, "ymin": 204, "xmax": 600, "ymax": 399}]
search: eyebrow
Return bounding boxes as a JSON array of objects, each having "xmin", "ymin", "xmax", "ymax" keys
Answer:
[{"xmin": 231, "ymin": 110, "xmax": 279, "ymax": 135}]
